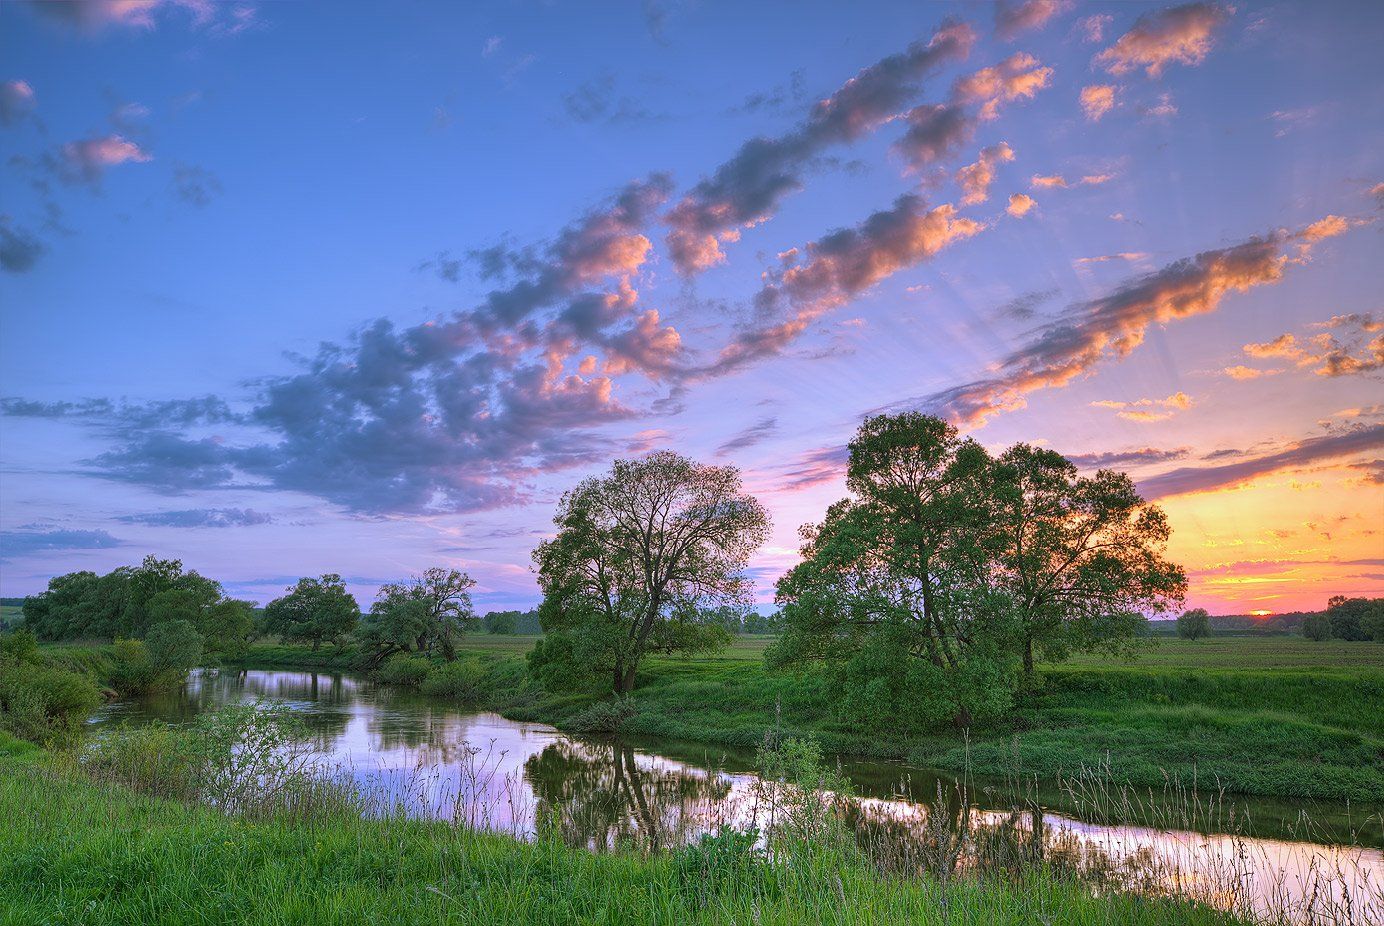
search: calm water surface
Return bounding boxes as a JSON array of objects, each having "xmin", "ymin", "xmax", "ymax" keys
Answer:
[{"xmin": 94, "ymin": 668, "xmax": 1383, "ymax": 924}]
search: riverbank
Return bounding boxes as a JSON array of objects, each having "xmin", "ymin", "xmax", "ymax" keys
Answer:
[
  {"xmin": 0, "ymin": 730, "xmax": 1253, "ymax": 926},
  {"xmin": 228, "ymin": 636, "xmax": 1384, "ymax": 806}
]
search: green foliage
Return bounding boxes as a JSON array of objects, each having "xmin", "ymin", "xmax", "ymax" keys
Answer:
[
  {"xmin": 145, "ymin": 620, "xmax": 204, "ymax": 677},
  {"xmin": 0, "ymin": 658, "xmax": 102, "ymax": 744},
  {"xmin": 366, "ymin": 568, "xmax": 478, "ymax": 663},
  {"xmin": 0, "ymin": 629, "xmax": 39, "ymax": 665},
  {"xmin": 375, "ymin": 654, "xmax": 431, "ymax": 688},
  {"xmin": 482, "ymin": 610, "xmax": 520, "ymax": 634},
  {"xmin": 672, "ymin": 826, "xmax": 770, "ymax": 900},
  {"xmin": 261, "ymin": 574, "xmax": 360, "ymax": 651},
  {"xmin": 419, "ymin": 659, "xmax": 493, "ymax": 702},
  {"xmin": 568, "ymin": 694, "xmax": 640, "ymax": 734},
  {"xmin": 1326, "ymin": 595, "xmax": 1384, "ymax": 642},
  {"xmin": 19, "ymin": 555, "xmax": 251, "ymax": 659},
  {"xmin": 774, "ymin": 413, "xmax": 1183, "ymax": 732},
  {"xmin": 534, "ymin": 451, "xmax": 769, "ymax": 695},
  {"xmin": 1176, "ymin": 608, "xmax": 1212, "ymax": 640},
  {"xmin": 1302, "ymin": 612, "xmax": 1333, "ymax": 642}
]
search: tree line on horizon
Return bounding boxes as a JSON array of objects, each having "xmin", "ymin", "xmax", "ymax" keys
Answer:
[{"xmin": 11, "ymin": 412, "xmax": 1383, "ymax": 731}]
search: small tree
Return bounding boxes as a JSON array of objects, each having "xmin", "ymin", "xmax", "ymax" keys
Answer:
[
  {"xmin": 1176, "ymin": 608, "xmax": 1212, "ymax": 640},
  {"xmin": 482, "ymin": 610, "xmax": 520, "ymax": 635},
  {"xmin": 1301, "ymin": 612, "xmax": 1332, "ymax": 642},
  {"xmin": 372, "ymin": 568, "xmax": 478, "ymax": 661},
  {"xmin": 145, "ymin": 619, "xmax": 204, "ymax": 681},
  {"xmin": 1326, "ymin": 596, "xmax": 1383, "ymax": 642},
  {"xmin": 262, "ymin": 575, "xmax": 360, "ymax": 651},
  {"xmin": 533, "ymin": 451, "xmax": 769, "ymax": 694}
]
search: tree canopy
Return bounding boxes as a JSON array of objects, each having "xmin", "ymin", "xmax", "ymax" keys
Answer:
[
  {"xmin": 261, "ymin": 575, "xmax": 360, "ymax": 650},
  {"xmin": 531, "ymin": 450, "xmax": 770, "ymax": 694}
]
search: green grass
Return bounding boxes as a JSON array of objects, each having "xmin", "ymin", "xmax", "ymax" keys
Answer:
[
  {"xmin": 0, "ymin": 738, "xmax": 1250, "ymax": 926},
  {"xmin": 216, "ymin": 635, "xmax": 1384, "ymax": 806}
]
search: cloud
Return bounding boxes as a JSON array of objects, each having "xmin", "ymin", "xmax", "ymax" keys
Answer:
[
  {"xmin": 1078, "ymin": 14, "xmax": 1114, "ymax": 43},
  {"xmin": 1006, "ymin": 192, "xmax": 1036, "ymax": 217},
  {"xmin": 664, "ymin": 19, "xmax": 975, "ymax": 273},
  {"xmin": 1091, "ymin": 390, "xmax": 1193, "ymax": 422},
  {"xmin": 1096, "ymin": 3, "xmax": 1231, "ymax": 78},
  {"xmin": 777, "ymin": 445, "xmax": 850, "ymax": 491},
  {"xmin": 1080, "ymin": 84, "xmax": 1116, "ymax": 121},
  {"xmin": 59, "ymin": 134, "xmax": 152, "ymax": 185},
  {"xmin": 710, "ymin": 195, "xmax": 983, "ymax": 373},
  {"xmin": 116, "ymin": 508, "xmax": 274, "ymax": 528},
  {"xmin": 1075, "ymin": 252, "xmax": 1149, "ymax": 265},
  {"xmin": 1031, "ymin": 172, "xmax": 1114, "ymax": 190},
  {"xmin": 562, "ymin": 75, "xmax": 658, "ymax": 125},
  {"xmin": 1139, "ymin": 92, "xmax": 1179, "ymax": 120},
  {"xmin": 994, "ymin": 287, "xmax": 1057, "ymax": 320},
  {"xmin": 913, "ymin": 218, "xmax": 1346, "ymax": 427},
  {"xmin": 62, "ymin": 177, "xmax": 684, "ymax": 514},
  {"xmin": 716, "ymin": 417, "xmax": 779, "ymax": 456},
  {"xmin": 172, "ymin": 164, "xmax": 222, "ymax": 207},
  {"xmin": 893, "ymin": 103, "xmax": 974, "ymax": 171},
  {"xmin": 0, "ymin": 219, "xmax": 46, "ymax": 273},
  {"xmin": 0, "ymin": 527, "xmax": 122, "ymax": 560},
  {"xmin": 0, "ymin": 395, "xmax": 241, "ymax": 430},
  {"xmin": 1222, "ymin": 364, "xmax": 1279, "ymax": 380},
  {"xmin": 995, "ymin": 0, "xmax": 1073, "ymax": 41},
  {"xmin": 1138, "ymin": 425, "xmax": 1384, "ymax": 499},
  {"xmin": 953, "ymin": 52, "xmax": 1053, "ymax": 121},
  {"xmin": 0, "ymin": 80, "xmax": 37, "ymax": 126},
  {"xmin": 1243, "ymin": 313, "xmax": 1384, "ymax": 378},
  {"xmin": 28, "ymin": 0, "xmax": 258, "ymax": 34},
  {"xmin": 956, "ymin": 142, "xmax": 1014, "ymax": 205},
  {"xmin": 1068, "ymin": 446, "xmax": 1189, "ymax": 469}
]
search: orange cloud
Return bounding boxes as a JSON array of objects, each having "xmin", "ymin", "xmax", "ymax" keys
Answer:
[
  {"xmin": 1007, "ymin": 193, "xmax": 1036, "ymax": 218},
  {"xmin": 1096, "ymin": 2, "xmax": 1231, "ymax": 78},
  {"xmin": 956, "ymin": 142, "xmax": 1015, "ymax": 205},
  {"xmin": 1223, "ymin": 365, "xmax": 1280, "ymax": 380},
  {"xmin": 1080, "ymin": 84, "xmax": 1116, "ymax": 121},
  {"xmin": 1244, "ymin": 314, "xmax": 1384, "ymax": 378},
  {"xmin": 995, "ymin": 0, "xmax": 1073, "ymax": 41},
  {"xmin": 954, "ymin": 52, "xmax": 1053, "ymax": 120},
  {"xmin": 1091, "ymin": 391, "xmax": 1194, "ymax": 422}
]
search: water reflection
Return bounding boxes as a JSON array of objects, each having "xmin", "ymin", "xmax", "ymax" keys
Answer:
[{"xmin": 94, "ymin": 669, "xmax": 1383, "ymax": 925}]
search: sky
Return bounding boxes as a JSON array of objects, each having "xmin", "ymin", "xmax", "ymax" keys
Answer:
[{"xmin": 1, "ymin": 0, "xmax": 1381, "ymax": 616}]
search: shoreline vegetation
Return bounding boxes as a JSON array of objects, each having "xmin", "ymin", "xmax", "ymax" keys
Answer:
[{"xmin": 221, "ymin": 636, "xmax": 1384, "ymax": 809}]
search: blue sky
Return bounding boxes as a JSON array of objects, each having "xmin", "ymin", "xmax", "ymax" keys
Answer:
[{"xmin": 2, "ymin": 0, "xmax": 1381, "ymax": 614}]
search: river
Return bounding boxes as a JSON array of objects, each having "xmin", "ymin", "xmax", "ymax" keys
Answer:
[{"xmin": 94, "ymin": 667, "xmax": 1383, "ymax": 925}]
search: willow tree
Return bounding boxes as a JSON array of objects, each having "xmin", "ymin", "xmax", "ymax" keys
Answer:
[
  {"xmin": 990, "ymin": 444, "xmax": 1186, "ymax": 675},
  {"xmin": 531, "ymin": 451, "xmax": 770, "ymax": 695}
]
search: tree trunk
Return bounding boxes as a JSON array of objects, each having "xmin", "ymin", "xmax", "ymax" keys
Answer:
[
  {"xmin": 612, "ymin": 659, "xmax": 628, "ymax": 695},
  {"xmin": 416, "ymin": 633, "xmax": 428, "ymax": 652},
  {"xmin": 311, "ymin": 639, "xmax": 320, "ymax": 652},
  {"xmin": 620, "ymin": 663, "xmax": 638, "ymax": 693}
]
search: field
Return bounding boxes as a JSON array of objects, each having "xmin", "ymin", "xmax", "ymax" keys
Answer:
[
  {"xmin": 229, "ymin": 634, "xmax": 1384, "ymax": 806},
  {"xmin": 0, "ymin": 729, "xmax": 1250, "ymax": 926}
]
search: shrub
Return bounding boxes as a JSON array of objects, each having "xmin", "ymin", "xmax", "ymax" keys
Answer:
[
  {"xmin": 146, "ymin": 619, "xmax": 204, "ymax": 676},
  {"xmin": 0, "ymin": 629, "xmax": 39, "ymax": 665},
  {"xmin": 569, "ymin": 694, "xmax": 640, "ymax": 734},
  {"xmin": 1302, "ymin": 612, "xmax": 1332, "ymax": 642},
  {"xmin": 421, "ymin": 659, "xmax": 492, "ymax": 702},
  {"xmin": 672, "ymin": 826, "xmax": 771, "ymax": 900},
  {"xmin": 0, "ymin": 661, "xmax": 102, "ymax": 744},
  {"xmin": 375, "ymin": 654, "xmax": 430, "ymax": 688}
]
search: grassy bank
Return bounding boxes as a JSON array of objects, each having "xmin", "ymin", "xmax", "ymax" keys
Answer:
[
  {"xmin": 223, "ymin": 636, "xmax": 1384, "ymax": 805},
  {"xmin": 0, "ymin": 730, "xmax": 1250, "ymax": 926}
]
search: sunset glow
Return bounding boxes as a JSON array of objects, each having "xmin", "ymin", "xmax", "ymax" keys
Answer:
[{"xmin": 1, "ymin": 0, "xmax": 1381, "ymax": 615}]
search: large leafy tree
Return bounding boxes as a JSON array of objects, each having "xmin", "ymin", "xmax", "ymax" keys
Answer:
[
  {"xmin": 770, "ymin": 413, "xmax": 1012, "ymax": 728},
  {"xmin": 261, "ymin": 575, "xmax": 361, "ymax": 651},
  {"xmin": 532, "ymin": 451, "xmax": 770, "ymax": 694},
  {"xmin": 989, "ymin": 445, "xmax": 1185, "ymax": 673}
]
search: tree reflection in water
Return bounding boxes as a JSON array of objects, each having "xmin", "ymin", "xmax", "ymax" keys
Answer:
[{"xmin": 525, "ymin": 740, "xmax": 735, "ymax": 852}]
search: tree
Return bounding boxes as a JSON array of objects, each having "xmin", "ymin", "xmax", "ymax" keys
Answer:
[
  {"xmin": 1176, "ymin": 608, "xmax": 1211, "ymax": 640},
  {"xmin": 990, "ymin": 445, "xmax": 1184, "ymax": 674},
  {"xmin": 482, "ymin": 610, "xmax": 520, "ymax": 635},
  {"xmin": 262, "ymin": 575, "xmax": 360, "ymax": 650},
  {"xmin": 1326, "ymin": 596, "xmax": 1383, "ymax": 642},
  {"xmin": 532, "ymin": 451, "xmax": 770, "ymax": 695},
  {"xmin": 371, "ymin": 568, "xmax": 478, "ymax": 661},
  {"xmin": 771, "ymin": 413, "xmax": 1017, "ymax": 729},
  {"xmin": 145, "ymin": 619, "xmax": 204, "ymax": 678},
  {"xmin": 1301, "ymin": 611, "xmax": 1332, "ymax": 642}
]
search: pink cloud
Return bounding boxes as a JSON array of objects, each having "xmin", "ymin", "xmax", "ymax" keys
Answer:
[
  {"xmin": 0, "ymin": 80, "xmax": 36, "ymax": 125},
  {"xmin": 954, "ymin": 52, "xmax": 1053, "ymax": 120},
  {"xmin": 1096, "ymin": 3, "xmax": 1232, "ymax": 78},
  {"xmin": 1006, "ymin": 193, "xmax": 1036, "ymax": 217},
  {"xmin": 995, "ymin": 0, "xmax": 1074, "ymax": 42},
  {"xmin": 60, "ymin": 134, "xmax": 152, "ymax": 183},
  {"xmin": 955, "ymin": 142, "xmax": 1014, "ymax": 205},
  {"xmin": 1080, "ymin": 84, "xmax": 1116, "ymax": 121}
]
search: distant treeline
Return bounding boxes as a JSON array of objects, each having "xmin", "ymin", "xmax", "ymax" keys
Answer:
[{"xmin": 1149, "ymin": 597, "xmax": 1383, "ymax": 641}]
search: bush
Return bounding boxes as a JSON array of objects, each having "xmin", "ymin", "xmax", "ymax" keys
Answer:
[
  {"xmin": 420, "ymin": 659, "xmax": 492, "ymax": 702},
  {"xmin": 672, "ymin": 826, "xmax": 771, "ymax": 900},
  {"xmin": 0, "ymin": 661, "xmax": 102, "ymax": 744},
  {"xmin": 375, "ymin": 654, "xmax": 430, "ymax": 688},
  {"xmin": 569, "ymin": 694, "xmax": 640, "ymax": 734},
  {"xmin": 1302, "ymin": 612, "xmax": 1332, "ymax": 642},
  {"xmin": 146, "ymin": 619, "xmax": 204, "ymax": 676},
  {"xmin": 0, "ymin": 629, "xmax": 39, "ymax": 665}
]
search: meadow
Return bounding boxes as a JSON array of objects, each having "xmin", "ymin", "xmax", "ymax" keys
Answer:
[{"xmin": 233, "ymin": 634, "xmax": 1384, "ymax": 806}]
